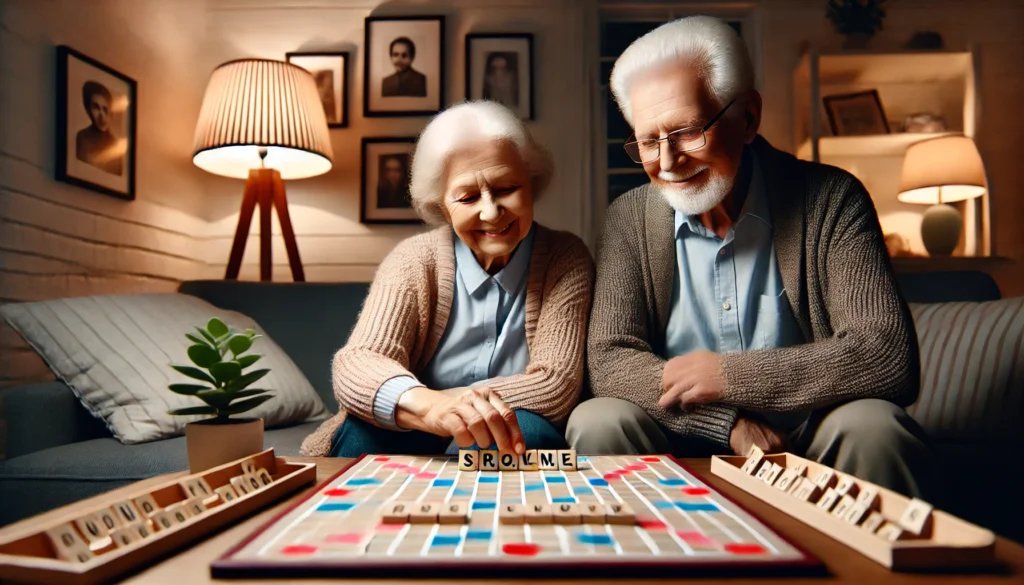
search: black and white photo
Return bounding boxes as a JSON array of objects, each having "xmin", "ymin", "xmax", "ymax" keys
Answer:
[
  {"xmin": 55, "ymin": 45, "xmax": 136, "ymax": 200},
  {"xmin": 465, "ymin": 33, "xmax": 534, "ymax": 120},
  {"xmin": 364, "ymin": 16, "xmax": 444, "ymax": 116},
  {"xmin": 286, "ymin": 51, "xmax": 349, "ymax": 128},
  {"xmin": 360, "ymin": 137, "xmax": 421, "ymax": 224}
]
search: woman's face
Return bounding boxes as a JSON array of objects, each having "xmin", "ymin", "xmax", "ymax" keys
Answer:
[{"xmin": 442, "ymin": 140, "xmax": 534, "ymax": 273}]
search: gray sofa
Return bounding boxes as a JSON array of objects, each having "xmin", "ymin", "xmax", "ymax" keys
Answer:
[{"xmin": 1, "ymin": 273, "xmax": 1020, "ymax": 543}]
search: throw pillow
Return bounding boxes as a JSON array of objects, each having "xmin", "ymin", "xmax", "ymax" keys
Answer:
[
  {"xmin": 907, "ymin": 297, "xmax": 1024, "ymax": 443},
  {"xmin": 0, "ymin": 293, "xmax": 329, "ymax": 444}
]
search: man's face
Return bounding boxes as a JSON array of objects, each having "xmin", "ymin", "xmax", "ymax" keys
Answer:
[
  {"xmin": 384, "ymin": 158, "xmax": 404, "ymax": 186},
  {"xmin": 88, "ymin": 94, "xmax": 111, "ymax": 132},
  {"xmin": 628, "ymin": 64, "xmax": 756, "ymax": 214},
  {"xmin": 390, "ymin": 42, "xmax": 412, "ymax": 72}
]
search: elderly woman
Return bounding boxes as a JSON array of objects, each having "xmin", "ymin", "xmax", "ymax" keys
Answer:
[{"xmin": 301, "ymin": 101, "xmax": 594, "ymax": 458}]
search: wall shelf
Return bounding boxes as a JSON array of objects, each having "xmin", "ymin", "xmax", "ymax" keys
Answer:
[
  {"xmin": 891, "ymin": 256, "xmax": 1010, "ymax": 273},
  {"xmin": 796, "ymin": 132, "xmax": 959, "ymax": 160}
]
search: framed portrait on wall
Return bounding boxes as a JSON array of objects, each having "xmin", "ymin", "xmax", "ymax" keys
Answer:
[
  {"xmin": 465, "ymin": 33, "xmax": 534, "ymax": 120},
  {"xmin": 360, "ymin": 137, "xmax": 421, "ymax": 224},
  {"xmin": 55, "ymin": 45, "xmax": 136, "ymax": 200},
  {"xmin": 285, "ymin": 51, "xmax": 349, "ymax": 128},
  {"xmin": 363, "ymin": 15, "xmax": 445, "ymax": 117}
]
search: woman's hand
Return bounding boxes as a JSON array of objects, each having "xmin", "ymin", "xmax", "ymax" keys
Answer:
[{"xmin": 396, "ymin": 386, "xmax": 525, "ymax": 454}]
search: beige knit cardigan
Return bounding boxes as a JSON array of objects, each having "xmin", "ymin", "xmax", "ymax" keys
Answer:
[{"xmin": 301, "ymin": 223, "xmax": 595, "ymax": 457}]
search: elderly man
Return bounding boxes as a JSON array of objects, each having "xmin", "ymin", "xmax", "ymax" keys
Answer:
[{"xmin": 567, "ymin": 16, "xmax": 937, "ymax": 500}]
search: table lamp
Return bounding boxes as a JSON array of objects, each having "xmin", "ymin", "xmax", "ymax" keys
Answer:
[
  {"xmin": 897, "ymin": 135, "xmax": 986, "ymax": 256},
  {"xmin": 192, "ymin": 58, "xmax": 335, "ymax": 281}
]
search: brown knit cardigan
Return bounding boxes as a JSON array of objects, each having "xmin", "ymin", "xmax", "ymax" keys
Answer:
[
  {"xmin": 586, "ymin": 135, "xmax": 921, "ymax": 449},
  {"xmin": 301, "ymin": 223, "xmax": 595, "ymax": 457}
]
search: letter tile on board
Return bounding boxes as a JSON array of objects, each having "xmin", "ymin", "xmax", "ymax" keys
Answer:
[
  {"xmin": 382, "ymin": 502, "xmax": 411, "ymax": 524},
  {"xmin": 898, "ymin": 498, "xmax": 934, "ymax": 535},
  {"xmin": 538, "ymin": 450, "xmax": 558, "ymax": 470},
  {"xmin": 479, "ymin": 450, "xmax": 499, "ymax": 472},
  {"xmin": 558, "ymin": 449, "xmax": 577, "ymax": 471},
  {"xmin": 132, "ymin": 494, "xmax": 161, "ymax": 518},
  {"xmin": 410, "ymin": 502, "xmax": 438, "ymax": 524},
  {"xmin": 605, "ymin": 502, "xmax": 635, "ymax": 525},
  {"xmin": 518, "ymin": 449, "xmax": 538, "ymax": 471},
  {"xmin": 581, "ymin": 503, "xmax": 606, "ymax": 523},
  {"xmin": 458, "ymin": 450, "xmax": 479, "ymax": 471},
  {"xmin": 439, "ymin": 502, "xmax": 468, "ymax": 524},
  {"xmin": 526, "ymin": 504, "xmax": 553, "ymax": 524},
  {"xmin": 499, "ymin": 452, "xmax": 519, "ymax": 471},
  {"xmin": 554, "ymin": 503, "xmax": 581, "ymax": 524},
  {"xmin": 499, "ymin": 504, "xmax": 525, "ymax": 525}
]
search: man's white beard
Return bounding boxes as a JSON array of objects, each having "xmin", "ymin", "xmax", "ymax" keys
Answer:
[{"xmin": 654, "ymin": 168, "xmax": 733, "ymax": 216}]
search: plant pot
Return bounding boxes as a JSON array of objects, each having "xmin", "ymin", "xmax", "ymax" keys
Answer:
[
  {"xmin": 842, "ymin": 32, "xmax": 872, "ymax": 50},
  {"xmin": 185, "ymin": 418, "xmax": 264, "ymax": 473}
]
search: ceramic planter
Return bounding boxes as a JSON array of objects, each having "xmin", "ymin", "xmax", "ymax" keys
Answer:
[{"xmin": 185, "ymin": 418, "xmax": 264, "ymax": 473}]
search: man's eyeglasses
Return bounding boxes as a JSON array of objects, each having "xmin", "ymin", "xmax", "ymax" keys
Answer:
[{"xmin": 623, "ymin": 97, "xmax": 737, "ymax": 164}]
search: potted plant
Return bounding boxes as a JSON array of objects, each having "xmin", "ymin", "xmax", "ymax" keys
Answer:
[
  {"xmin": 168, "ymin": 317, "xmax": 274, "ymax": 472},
  {"xmin": 826, "ymin": 0, "xmax": 886, "ymax": 50}
]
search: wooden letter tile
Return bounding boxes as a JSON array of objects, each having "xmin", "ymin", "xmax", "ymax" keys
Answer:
[
  {"xmin": 179, "ymin": 477, "xmax": 213, "ymax": 500},
  {"xmin": 132, "ymin": 494, "xmax": 161, "ymax": 518},
  {"xmin": 152, "ymin": 511, "xmax": 177, "ymax": 531},
  {"xmin": 754, "ymin": 460, "xmax": 774, "ymax": 481},
  {"xmin": 898, "ymin": 498, "xmax": 934, "ymax": 535},
  {"xmin": 45, "ymin": 524, "xmax": 89, "ymax": 560},
  {"xmin": 558, "ymin": 449, "xmax": 577, "ymax": 471},
  {"xmin": 774, "ymin": 469, "xmax": 799, "ymax": 493},
  {"xmin": 605, "ymin": 502, "xmax": 635, "ymax": 525},
  {"xmin": 410, "ymin": 502, "xmax": 438, "ymax": 523},
  {"xmin": 499, "ymin": 503, "xmax": 525, "ymax": 525},
  {"xmin": 740, "ymin": 445, "xmax": 765, "ymax": 475},
  {"xmin": 834, "ymin": 475, "xmax": 858, "ymax": 498},
  {"xmin": 831, "ymin": 495, "xmax": 856, "ymax": 519},
  {"xmin": 518, "ymin": 449, "xmax": 539, "ymax": 471},
  {"xmin": 498, "ymin": 452, "xmax": 519, "ymax": 471},
  {"xmin": 816, "ymin": 488, "xmax": 840, "ymax": 512},
  {"xmin": 458, "ymin": 450, "xmax": 479, "ymax": 471},
  {"xmin": 479, "ymin": 450, "xmax": 499, "ymax": 472},
  {"xmin": 525, "ymin": 503, "xmax": 553, "ymax": 524},
  {"xmin": 861, "ymin": 511, "xmax": 886, "ymax": 533},
  {"xmin": 256, "ymin": 468, "xmax": 274, "ymax": 487},
  {"xmin": 382, "ymin": 501, "xmax": 411, "ymax": 524},
  {"xmin": 73, "ymin": 514, "xmax": 110, "ymax": 544},
  {"xmin": 792, "ymin": 478, "xmax": 821, "ymax": 503},
  {"xmin": 186, "ymin": 497, "xmax": 208, "ymax": 517},
  {"xmin": 95, "ymin": 508, "xmax": 120, "ymax": 531},
  {"xmin": 791, "ymin": 462, "xmax": 809, "ymax": 477},
  {"xmin": 844, "ymin": 501, "xmax": 871, "ymax": 525},
  {"xmin": 230, "ymin": 475, "xmax": 253, "ymax": 495},
  {"xmin": 241, "ymin": 457, "xmax": 257, "ymax": 476},
  {"xmin": 812, "ymin": 469, "xmax": 837, "ymax": 490},
  {"xmin": 855, "ymin": 486, "xmax": 879, "ymax": 509},
  {"xmin": 111, "ymin": 500, "xmax": 142, "ymax": 525},
  {"xmin": 166, "ymin": 502, "xmax": 191, "ymax": 524},
  {"xmin": 215, "ymin": 484, "xmax": 239, "ymax": 503},
  {"xmin": 581, "ymin": 503, "xmax": 606, "ymax": 523},
  {"xmin": 244, "ymin": 474, "xmax": 262, "ymax": 493},
  {"xmin": 110, "ymin": 526, "xmax": 141, "ymax": 548},
  {"xmin": 553, "ymin": 503, "xmax": 581, "ymax": 524},
  {"xmin": 538, "ymin": 450, "xmax": 559, "ymax": 470},
  {"xmin": 764, "ymin": 462, "xmax": 784, "ymax": 486},
  {"xmin": 439, "ymin": 502, "xmax": 468, "ymax": 524},
  {"xmin": 876, "ymin": 522, "xmax": 905, "ymax": 542}
]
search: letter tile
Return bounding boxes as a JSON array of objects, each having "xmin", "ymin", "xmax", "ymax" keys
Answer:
[{"xmin": 458, "ymin": 450, "xmax": 479, "ymax": 471}]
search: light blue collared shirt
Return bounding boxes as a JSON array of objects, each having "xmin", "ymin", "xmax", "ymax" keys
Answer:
[
  {"xmin": 371, "ymin": 224, "xmax": 535, "ymax": 430},
  {"xmin": 663, "ymin": 154, "xmax": 805, "ymax": 428}
]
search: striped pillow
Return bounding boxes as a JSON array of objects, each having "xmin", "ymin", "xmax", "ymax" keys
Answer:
[
  {"xmin": 0, "ymin": 293, "xmax": 328, "ymax": 444},
  {"xmin": 907, "ymin": 298, "xmax": 1024, "ymax": 443}
]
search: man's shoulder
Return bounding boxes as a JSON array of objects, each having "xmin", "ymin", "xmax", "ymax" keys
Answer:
[{"xmin": 605, "ymin": 183, "xmax": 656, "ymax": 225}]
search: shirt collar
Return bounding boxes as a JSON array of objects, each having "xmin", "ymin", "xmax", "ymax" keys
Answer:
[
  {"xmin": 674, "ymin": 150, "xmax": 772, "ymax": 238},
  {"xmin": 454, "ymin": 221, "xmax": 536, "ymax": 295}
]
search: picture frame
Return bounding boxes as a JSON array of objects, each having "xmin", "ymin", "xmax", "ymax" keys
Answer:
[
  {"xmin": 822, "ymin": 90, "xmax": 890, "ymax": 136},
  {"xmin": 363, "ymin": 15, "xmax": 445, "ymax": 117},
  {"xmin": 285, "ymin": 51, "xmax": 349, "ymax": 128},
  {"xmin": 465, "ymin": 33, "xmax": 534, "ymax": 120},
  {"xmin": 55, "ymin": 45, "xmax": 137, "ymax": 200},
  {"xmin": 360, "ymin": 137, "xmax": 422, "ymax": 224}
]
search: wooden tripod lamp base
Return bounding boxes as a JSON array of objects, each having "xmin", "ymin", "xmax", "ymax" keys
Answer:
[{"xmin": 224, "ymin": 168, "xmax": 305, "ymax": 282}]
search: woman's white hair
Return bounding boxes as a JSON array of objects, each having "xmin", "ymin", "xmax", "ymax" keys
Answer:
[
  {"xmin": 409, "ymin": 100, "xmax": 553, "ymax": 225},
  {"xmin": 610, "ymin": 15, "xmax": 754, "ymax": 128}
]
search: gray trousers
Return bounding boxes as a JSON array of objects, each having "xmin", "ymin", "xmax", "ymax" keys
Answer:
[{"xmin": 566, "ymin": 397, "xmax": 942, "ymax": 504}]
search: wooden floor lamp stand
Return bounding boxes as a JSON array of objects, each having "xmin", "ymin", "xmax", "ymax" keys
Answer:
[{"xmin": 224, "ymin": 167, "xmax": 305, "ymax": 282}]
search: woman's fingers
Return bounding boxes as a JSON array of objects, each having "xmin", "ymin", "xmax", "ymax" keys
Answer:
[
  {"xmin": 457, "ymin": 401, "xmax": 495, "ymax": 450},
  {"xmin": 472, "ymin": 395, "xmax": 513, "ymax": 453},
  {"xmin": 484, "ymin": 392, "xmax": 524, "ymax": 454},
  {"xmin": 442, "ymin": 413, "xmax": 476, "ymax": 448}
]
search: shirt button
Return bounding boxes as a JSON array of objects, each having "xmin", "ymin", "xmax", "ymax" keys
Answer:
[
  {"xmin": 719, "ymin": 248, "xmax": 727, "ymax": 256},
  {"xmin": 722, "ymin": 302, "xmax": 732, "ymax": 311}
]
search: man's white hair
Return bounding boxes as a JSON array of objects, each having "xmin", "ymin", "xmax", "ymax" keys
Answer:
[
  {"xmin": 610, "ymin": 15, "xmax": 754, "ymax": 128},
  {"xmin": 410, "ymin": 100, "xmax": 553, "ymax": 225}
]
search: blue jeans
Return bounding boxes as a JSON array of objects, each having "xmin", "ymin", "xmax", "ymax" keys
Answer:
[{"xmin": 329, "ymin": 409, "xmax": 567, "ymax": 458}]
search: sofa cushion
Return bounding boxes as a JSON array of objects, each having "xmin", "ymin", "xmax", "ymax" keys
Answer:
[
  {"xmin": 907, "ymin": 298, "xmax": 1024, "ymax": 442},
  {"xmin": 0, "ymin": 421, "xmax": 323, "ymax": 527},
  {"xmin": 0, "ymin": 293, "xmax": 328, "ymax": 445}
]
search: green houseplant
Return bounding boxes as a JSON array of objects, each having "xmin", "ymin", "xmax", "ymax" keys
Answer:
[
  {"xmin": 826, "ymin": 0, "xmax": 886, "ymax": 49},
  {"xmin": 169, "ymin": 317, "xmax": 274, "ymax": 472}
]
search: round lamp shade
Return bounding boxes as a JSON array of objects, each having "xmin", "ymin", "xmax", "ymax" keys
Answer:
[
  {"xmin": 896, "ymin": 135, "xmax": 986, "ymax": 205},
  {"xmin": 192, "ymin": 59, "xmax": 334, "ymax": 180}
]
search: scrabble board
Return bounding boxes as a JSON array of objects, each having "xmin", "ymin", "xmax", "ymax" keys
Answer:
[{"xmin": 212, "ymin": 454, "xmax": 821, "ymax": 578}]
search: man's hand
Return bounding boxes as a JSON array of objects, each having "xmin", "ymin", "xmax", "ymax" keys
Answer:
[
  {"xmin": 658, "ymin": 350, "xmax": 726, "ymax": 410},
  {"xmin": 729, "ymin": 416, "xmax": 787, "ymax": 456},
  {"xmin": 397, "ymin": 386, "xmax": 525, "ymax": 454}
]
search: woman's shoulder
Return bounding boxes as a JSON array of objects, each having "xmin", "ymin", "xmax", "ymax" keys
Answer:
[
  {"xmin": 376, "ymin": 226, "xmax": 451, "ymax": 276},
  {"xmin": 533, "ymin": 223, "xmax": 594, "ymax": 270}
]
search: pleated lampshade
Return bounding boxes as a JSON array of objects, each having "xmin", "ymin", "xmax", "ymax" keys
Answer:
[{"xmin": 192, "ymin": 59, "xmax": 334, "ymax": 180}]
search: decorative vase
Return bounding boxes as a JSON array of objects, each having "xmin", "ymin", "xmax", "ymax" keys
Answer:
[
  {"xmin": 920, "ymin": 204, "xmax": 962, "ymax": 256},
  {"xmin": 185, "ymin": 418, "xmax": 264, "ymax": 473},
  {"xmin": 842, "ymin": 32, "xmax": 872, "ymax": 50}
]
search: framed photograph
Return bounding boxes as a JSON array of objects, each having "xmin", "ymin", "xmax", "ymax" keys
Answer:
[
  {"xmin": 285, "ymin": 51, "xmax": 349, "ymax": 128},
  {"xmin": 55, "ymin": 45, "xmax": 136, "ymax": 200},
  {"xmin": 360, "ymin": 137, "xmax": 421, "ymax": 224},
  {"xmin": 465, "ymin": 33, "xmax": 534, "ymax": 120},
  {"xmin": 363, "ymin": 15, "xmax": 445, "ymax": 117},
  {"xmin": 822, "ymin": 90, "xmax": 890, "ymax": 136}
]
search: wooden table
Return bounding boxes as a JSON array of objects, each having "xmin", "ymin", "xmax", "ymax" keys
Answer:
[{"xmin": 3, "ymin": 457, "xmax": 1022, "ymax": 584}]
